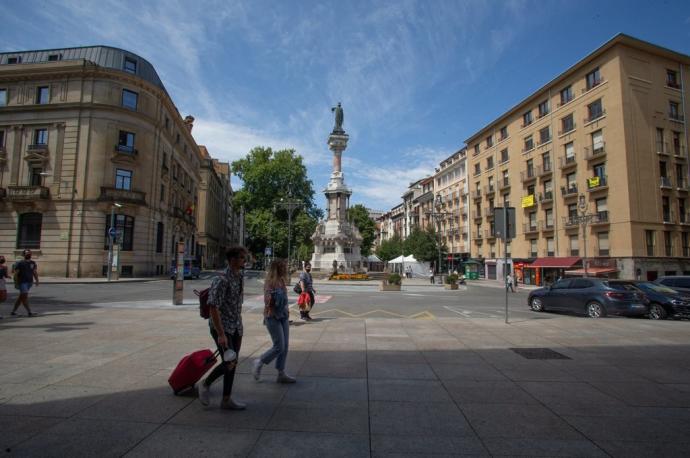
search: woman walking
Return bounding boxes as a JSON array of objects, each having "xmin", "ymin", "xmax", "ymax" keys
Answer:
[
  {"xmin": 252, "ymin": 260, "xmax": 296, "ymax": 383},
  {"xmin": 298, "ymin": 262, "xmax": 315, "ymax": 321},
  {"xmin": 0, "ymin": 256, "xmax": 9, "ymax": 319}
]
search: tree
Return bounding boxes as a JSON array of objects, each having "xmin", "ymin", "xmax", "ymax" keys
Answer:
[
  {"xmin": 404, "ymin": 226, "xmax": 444, "ymax": 263},
  {"xmin": 376, "ymin": 234, "xmax": 403, "ymax": 262},
  {"xmin": 232, "ymin": 147, "xmax": 322, "ymax": 259},
  {"xmin": 347, "ymin": 204, "xmax": 376, "ymax": 256}
]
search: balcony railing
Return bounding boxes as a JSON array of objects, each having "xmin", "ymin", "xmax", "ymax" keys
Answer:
[
  {"xmin": 564, "ymin": 216, "xmax": 579, "ymax": 227},
  {"xmin": 674, "ymin": 145, "xmax": 687, "ymax": 158},
  {"xmin": 583, "ymin": 78, "xmax": 604, "ymax": 92},
  {"xmin": 559, "ymin": 154, "xmax": 577, "ymax": 169},
  {"xmin": 541, "ymin": 221, "xmax": 555, "ymax": 231},
  {"xmin": 471, "ymin": 190, "xmax": 482, "ymax": 200},
  {"xmin": 558, "ymin": 124, "xmax": 576, "ymax": 136},
  {"xmin": 99, "ymin": 187, "xmax": 146, "ymax": 205},
  {"xmin": 539, "ymin": 191, "xmax": 554, "ymax": 203},
  {"xmin": 6, "ymin": 185, "xmax": 49, "ymax": 200},
  {"xmin": 591, "ymin": 210, "xmax": 609, "ymax": 225},
  {"xmin": 498, "ymin": 178, "xmax": 510, "ymax": 190},
  {"xmin": 27, "ymin": 143, "xmax": 49, "ymax": 152},
  {"xmin": 114, "ymin": 144, "xmax": 138, "ymax": 155},
  {"xmin": 484, "ymin": 207, "xmax": 494, "ymax": 219},
  {"xmin": 660, "ymin": 176, "xmax": 673, "ymax": 188},
  {"xmin": 523, "ymin": 223, "xmax": 539, "ymax": 234},
  {"xmin": 584, "ymin": 109, "xmax": 606, "ymax": 123},
  {"xmin": 537, "ymin": 163, "xmax": 552, "ymax": 177},
  {"xmin": 520, "ymin": 168, "xmax": 537, "ymax": 182},
  {"xmin": 473, "ymin": 233, "xmax": 484, "ymax": 241},
  {"xmin": 667, "ymin": 80, "xmax": 682, "ymax": 89},
  {"xmin": 669, "ymin": 112, "xmax": 685, "ymax": 122},
  {"xmin": 584, "ymin": 143, "xmax": 606, "ymax": 160},
  {"xmin": 485, "ymin": 229, "xmax": 496, "ymax": 239},
  {"xmin": 0, "ymin": 188, "xmax": 6, "ymax": 198},
  {"xmin": 587, "ymin": 175, "xmax": 608, "ymax": 191},
  {"xmin": 484, "ymin": 184, "xmax": 495, "ymax": 195},
  {"xmin": 561, "ymin": 184, "xmax": 578, "ymax": 197}
]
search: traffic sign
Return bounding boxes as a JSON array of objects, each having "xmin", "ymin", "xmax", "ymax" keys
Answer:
[
  {"xmin": 108, "ymin": 227, "xmax": 119, "ymax": 238},
  {"xmin": 264, "ymin": 247, "xmax": 272, "ymax": 256}
]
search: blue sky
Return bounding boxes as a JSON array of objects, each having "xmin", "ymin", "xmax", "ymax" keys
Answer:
[{"xmin": 3, "ymin": 0, "xmax": 690, "ymax": 212}]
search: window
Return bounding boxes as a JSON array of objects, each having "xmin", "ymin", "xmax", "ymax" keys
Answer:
[
  {"xmin": 683, "ymin": 232, "xmax": 689, "ymax": 257},
  {"xmin": 524, "ymin": 135, "xmax": 534, "ymax": 152},
  {"xmin": 0, "ymin": 88, "xmax": 6, "ymax": 106},
  {"xmin": 522, "ymin": 110, "xmax": 533, "ymax": 127},
  {"xmin": 502, "ymin": 170, "xmax": 509, "ymax": 186},
  {"xmin": 672, "ymin": 131, "xmax": 682, "ymax": 155},
  {"xmin": 664, "ymin": 231, "xmax": 672, "ymax": 256},
  {"xmin": 34, "ymin": 128, "xmax": 48, "ymax": 145},
  {"xmin": 561, "ymin": 114, "xmax": 574, "ymax": 133},
  {"xmin": 164, "ymin": 117, "xmax": 170, "ymax": 129},
  {"xmin": 567, "ymin": 203, "xmax": 578, "ymax": 221},
  {"xmin": 593, "ymin": 163, "xmax": 606, "ymax": 180},
  {"xmin": 30, "ymin": 167, "xmax": 43, "ymax": 186},
  {"xmin": 538, "ymin": 100, "xmax": 549, "ymax": 118},
  {"xmin": 645, "ymin": 230, "xmax": 655, "ymax": 256},
  {"xmin": 528, "ymin": 211, "xmax": 537, "ymax": 229},
  {"xmin": 564, "ymin": 141, "xmax": 575, "ymax": 162},
  {"xmin": 500, "ymin": 148, "xmax": 509, "ymax": 163},
  {"xmin": 544, "ymin": 207, "xmax": 554, "ymax": 228},
  {"xmin": 486, "ymin": 157, "xmax": 494, "ymax": 170},
  {"xmin": 104, "ymin": 214, "xmax": 135, "ymax": 251},
  {"xmin": 586, "ymin": 67, "xmax": 601, "ymax": 90},
  {"xmin": 486, "ymin": 135, "xmax": 493, "ymax": 148},
  {"xmin": 530, "ymin": 239, "xmax": 538, "ymax": 257},
  {"xmin": 542, "ymin": 152, "xmax": 551, "ymax": 172},
  {"xmin": 7, "ymin": 56, "xmax": 21, "ymax": 64},
  {"xmin": 669, "ymin": 101, "xmax": 681, "ymax": 120},
  {"xmin": 474, "ymin": 163, "xmax": 481, "ymax": 176},
  {"xmin": 596, "ymin": 197, "xmax": 608, "ymax": 219},
  {"xmin": 656, "ymin": 128, "xmax": 665, "ymax": 153},
  {"xmin": 526, "ymin": 159, "xmax": 534, "ymax": 178},
  {"xmin": 156, "ymin": 222, "xmax": 164, "ymax": 253},
  {"xmin": 124, "ymin": 57, "xmax": 137, "ymax": 74},
  {"xmin": 546, "ymin": 237, "xmax": 554, "ymax": 256},
  {"xmin": 115, "ymin": 169, "xmax": 132, "ymax": 190},
  {"xmin": 176, "ymin": 133, "xmax": 180, "ymax": 144},
  {"xmin": 0, "ymin": 129, "xmax": 4, "ymax": 147},
  {"xmin": 667, "ymin": 69, "xmax": 680, "ymax": 88},
  {"xmin": 17, "ymin": 213, "xmax": 42, "ymax": 249},
  {"xmin": 663, "ymin": 196, "xmax": 671, "ymax": 222},
  {"xmin": 117, "ymin": 131, "xmax": 135, "ymax": 153},
  {"xmin": 160, "ymin": 184, "xmax": 165, "ymax": 202},
  {"xmin": 527, "ymin": 184, "xmax": 535, "ymax": 196},
  {"xmin": 539, "ymin": 126, "xmax": 551, "ymax": 144},
  {"xmin": 36, "ymin": 86, "xmax": 49, "ymax": 104},
  {"xmin": 543, "ymin": 179, "xmax": 553, "ymax": 196},
  {"xmin": 552, "ymin": 279, "xmax": 571, "ymax": 290},
  {"xmin": 679, "ymin": 198, "xmax": 687, "ymax": 223},
  {"xmin": 569, "ymin": 235, "xmax": 579, "ymax": 256},
  {"xmin": 587, "ymin": 99, "xmax": 603, "ymax": 121},
  {"xmin": 560, "ymin": 85, "xmax": 573, "ymax": 105},
  {"xmin": 592, "ymin": 130, "xmax": 604, "ymax": 153},
  {"xmin": 566, "ymin": 172, "xmax": 577, "ymax": 191},
  {"xmin": 122, "ymin": 89, "xmax": 138, "ymax": 110},
  {"xmin": 598, "ymin": 232, "xmax": 610, "ymax": 256},
  {"xmin": 47, "ymin": 54, "xmax": 62, "ymax": 61},
  {"xmin": 499, "ymin": 126, "xmax": 508, "ymax": 141}
]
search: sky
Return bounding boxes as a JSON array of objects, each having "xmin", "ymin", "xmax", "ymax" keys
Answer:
[{"xmin": 2, "ymin": 0, "xmax": 690, "ymax": 212}]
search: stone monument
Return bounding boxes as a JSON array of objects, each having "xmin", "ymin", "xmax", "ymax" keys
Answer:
[{"xmin": 310, "ymin": 103, "xmax": 363, "ymax": 272}]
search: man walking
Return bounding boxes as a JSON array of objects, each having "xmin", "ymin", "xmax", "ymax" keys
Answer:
[
  {"xmin": 11, "ymin": 249, "xmax": 39, "ymax": 316},
  {"xmin": 506, "ymin": 273, "xmax": 515, "ymax": 293}
]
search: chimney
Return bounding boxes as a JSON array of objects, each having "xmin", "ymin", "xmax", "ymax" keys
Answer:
[{"xmin": 184, "ymin": 115, "xmax": 195, "ymax": 132}]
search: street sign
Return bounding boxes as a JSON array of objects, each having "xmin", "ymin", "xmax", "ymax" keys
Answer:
[
  {"xmin": 493, "ymin": 207, "xmax": 516, "ymax": 240},
  {"xmin": 108, "ymin": 227, "xmax": 118, "ymax": 238},
  {"xmin": 264, "ymin": 247, "xmax": 272, "ymax": 256}
]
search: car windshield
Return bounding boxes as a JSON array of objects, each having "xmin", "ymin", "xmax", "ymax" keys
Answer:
[{"xmin": 639, "ymin": 282, "xmax": 678, "ymax": 294}]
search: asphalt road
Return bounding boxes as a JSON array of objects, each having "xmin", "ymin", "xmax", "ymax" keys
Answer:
[{"xmin": 9, "ymin": 276, "xmax": 555, "ymax": 322}]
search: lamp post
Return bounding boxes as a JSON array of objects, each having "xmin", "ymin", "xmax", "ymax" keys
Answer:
[
  {"xmin": 577, "ymin": 194, "xmax": 596, "ymax": 278},
  {"xmin": 275, "ymin": 190, "xmax": 302, "ymax": 274},
  {"xmin": 426, "ymin": 193, "xmax": 454, "ymax": 279},
  {"xmin": 107, "ymin": 202, "xmax": 123, "ymax": 281}
]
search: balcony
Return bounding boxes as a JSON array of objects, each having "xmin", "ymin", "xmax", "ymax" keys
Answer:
[
  {"xmin": 561, "ymin": 184, "xmax": 578, "ymax": 198},
  {"xmin": 539, "ymin": 190, "xmax": 554, "ymax": 204},
  {"xmin": 563, "ymin": 216, "xmax": 579, "ymax": 228},
  {"xmin": 114, "ymin": 144, "xmax": 138, "ymax": 156},
  {"xmin": 473, "ymin": 209, "xmax": 483, "ymax": 221},
  {"xmin": 667, "ymin": 80, "xmax": 682, "ymax": 90},
  {"xmin": 471, "ymin": 190, "xmax": 482, "ymax": 200},
  {"xmin": 584, "ymin": 143, "xmax": 606, "ymax": 161},
  {"xmin": 99, "ymin": 187, "xmax": 146, "ymax": 205},
  {"xmin": 484, "ymin": 207, "xmax": 494, "ymax": 219},
  {"xmin": 663, "ymin": 210, "xmax": 676, "ymax": 224},
  {"xmin": 584, "ymin": 109, "xmax": 606, "ymax": 124},
  {"xmin": 669, "ymin": 112, "xmax": 685, "ymax": 122},
  {"xmin": 521, "ymin": 194, "xmax": 537, "ymax": 208},
  {"xmin": 676, "ymin": 179, "xmax": 688, "ymax": 192},
  {"xmin": 656, "ymin": 141, "xmax": 669, "ymax": 156},
  {"xmin": 591, "ymin": 210, "xmax": 610, "ymax": 226},
  {"xmin": 473, "ymin": 232, "xmax": 484, "ymax": 242},
  {"xmin": 559, "ymin": 154, "xmax": 577, "ymax": 170},
  {"xmin": 27, "ymin": 143, "xmax": 49, "ymax": 152},
  {"xmin": 558, "ymin": 124, "xmax": 576, "ymax": 136},
  {"xmin": 537, "ymin": 163, "xmax": 553, "ymax": 177},
  {"xmin": 583, "ymin": 78, "xmax": 605, "ymax": 93},
  {"xmin": 498, "ymin": 177, "xmax": 511, "ymax": 190},
  {"xmin": 523, "ymin": 223, "xmax": 539, "ymax": 235},
  {"xmin": 541, "ymin": 221, "xmax": 555, "ymax": 232},
  {"xmin": 485, "ymin": 229, "xmax": 496, "ymax": 239},
  {"xmin": 660, "ymin": 176, "xmax": 673, "ymax": 189},
  {"xmin": 674, "ymin": 145, "xmax": 687, "ymax": 159},
  {"xmin": 587, "ymin": 175, "xmax": 608, "ymax": 192},
  {"xmin": 484, "ymin": 184, "xmax": 496, "ymax": 196},
  {"xmin": 6, "ymin": 185, "xmax": 49, "ymax": 200},
  {"xmin": 520, "ymin": 168, "xmax": 537, "ymax": 183}
]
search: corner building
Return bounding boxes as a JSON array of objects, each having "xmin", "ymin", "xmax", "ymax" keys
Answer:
[
  {"xmin": 0, "ymin": 46, "xmax": 202, "ymax": 277},
  {"xmin": 465, "ymin": 34, "xmax": 690, "ymax": 285}
]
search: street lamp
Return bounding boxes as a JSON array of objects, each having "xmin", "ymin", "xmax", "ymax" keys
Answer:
[
  {"xmin": 426, "ymin": 193, "xmax": 454, "ymax": 278},
  {"xmin": 577, "ymin": 194, "xmax": 596, "ymax": 278},
  {"xmin": 275, "ymin": 190, "xmax": 302, "ymax": 274},
  {"xmin": 107, "ymin": 202, "xmax": 123, "ymax": 281}
]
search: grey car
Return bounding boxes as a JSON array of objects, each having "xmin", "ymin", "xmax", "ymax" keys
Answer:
[{"xmin": 654, "ymin": 276, "xmax": 690, "ymax": 298}]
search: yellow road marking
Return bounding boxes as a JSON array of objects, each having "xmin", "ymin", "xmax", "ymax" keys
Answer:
[{"xmin": 311, "ymin": 308, "xmax": 436, "ymax": 319}]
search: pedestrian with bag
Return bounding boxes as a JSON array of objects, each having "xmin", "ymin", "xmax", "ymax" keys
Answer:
[
  {"xmin": 298, "ymin": 261, "xmax": 315, "ymax": 321},
  {"xmin": 198, "ymin": 246, "xmax": 248, "ymax": 410},
  {"xmin": 252, "ymin": 259, "xmax": 296, "ymax": 384},
  {"xmin": 506, "ymin": 273, "xmax": 515, "ymax": 293},
  {"xmin": 11, "ymin": 249, "xmax": 38, "ymax": 317},
  {"xmin": 0, "ymin": 256, "xmax": 9, "ymax": 319}
]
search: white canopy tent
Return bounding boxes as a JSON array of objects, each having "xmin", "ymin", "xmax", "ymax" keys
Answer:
[{"xmin": 387, "ymin": 255, "xmax": 431, "ymax": 278}]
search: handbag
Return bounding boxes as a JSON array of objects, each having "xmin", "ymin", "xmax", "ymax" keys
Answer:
[
  {"xmin": 297, "ymin": 292, "xmax": 312, "ymax": 312},
  {"xmin": 293, "ymin": 282, "xmax": 302, "ymax": 294}
]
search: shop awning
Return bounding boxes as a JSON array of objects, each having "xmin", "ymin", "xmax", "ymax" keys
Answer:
[
  {"xmin": 564, "ymin": 267, "xmax": 618, "ymax": 276},
  {"xmin": 527, "ymin": 257, "xmax": 581, "ymax": 268}
]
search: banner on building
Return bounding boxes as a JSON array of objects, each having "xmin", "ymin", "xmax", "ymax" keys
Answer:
[{"xmin": 521, "ymin": 195, "xmax": 535, "ymax": 208}]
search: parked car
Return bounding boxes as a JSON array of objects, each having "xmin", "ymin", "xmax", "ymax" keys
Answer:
[
  {"xmin": 654, "ymin": 276, "xmax": 690, "ymax": 298},
  {"xmin": 528, "ymin": 278, "xmax": 649, "ymax": 318},
  {"xmin": 170, "ymin": 258, "xmax": 201, "ymax": 279},
  {"xmin": 609, "ymin": 280, "xmax": 690, "ymax": 320}
]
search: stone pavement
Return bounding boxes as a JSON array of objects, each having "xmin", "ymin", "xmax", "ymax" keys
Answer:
[{"xmin": 1, "ymin": 302, "xmax": 690, "ymax": 457}]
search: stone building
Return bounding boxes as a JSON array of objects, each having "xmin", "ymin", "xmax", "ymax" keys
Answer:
[
  {"xmin": 0, "ymin": 46, "xmax": 205, "ymax": 277},
  {"xmin": 464, "ymin": 34, "xmax": 690, "ymax": 284}
]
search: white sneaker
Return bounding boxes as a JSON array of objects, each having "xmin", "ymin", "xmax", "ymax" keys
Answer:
[
  {"xmin": 252, "ymin": 358, "xmax": 263, "ymax": 381},
  {"xmin": 198, "ymin": 381, "xmax": 210, "ymax": 406}
]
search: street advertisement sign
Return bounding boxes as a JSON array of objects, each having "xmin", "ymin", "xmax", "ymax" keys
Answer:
[{"xmin": 173, "ymin": 241, "xmax": 185, "ymax": 305}]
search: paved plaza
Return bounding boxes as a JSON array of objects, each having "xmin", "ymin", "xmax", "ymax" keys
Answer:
[{"xmin": 1, "ymin": 280, "xmax": 690, "ymax": 457}]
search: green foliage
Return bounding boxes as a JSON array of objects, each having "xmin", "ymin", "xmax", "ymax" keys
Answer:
[
  {"xmin": 376, "ymin": 234, "xmax": 404, "ymax": 261},
  {"xmin": 403, "ymin": 226, "xmax": 443, "ymax": 263},
  {"xmin": 387, "ymin": 273, "xmax": 402, "ymax": 285},
  {"xmin": 445, "ymin": 273, "xmax": 459, "ymax": 284},
  {"xmin": 347, "ymin": 204, "xmax": 376, "ymax": 256},
  {"xmin": 232, "ymin": 147, "xmax": 323, "ymax": 257}
]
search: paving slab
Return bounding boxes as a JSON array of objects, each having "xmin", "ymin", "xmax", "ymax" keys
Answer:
[
  {"xmin": 249, "ymin": 431, "xmax": 369, "ymax": 458},
  {"xmin": 125, "ymin": 425, "xmax": 260, "ymax": 457}
]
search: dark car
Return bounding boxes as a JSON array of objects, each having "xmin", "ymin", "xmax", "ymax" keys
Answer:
[
  {"xmin": 609, "ymin": 280, "xmax": 690, "ymax": 320},
  {"xmin": 654, "ymin": 276, "xmax": 690, "ymax": 298},
  {"xmin": 528, "ymin": 278, "xmax": 649, "ymax": 318}
]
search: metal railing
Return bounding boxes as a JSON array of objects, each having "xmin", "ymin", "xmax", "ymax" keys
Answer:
[
  {"xmin": 660, "ymin": 176, "xmax": 673, "ymax": 188},
  {"xmin": 539, "ymin": 191, "xmax": 554, "ymax": 202},
  {"xmin": 537, "ymin": 163, "xmax": 552, "ymax": 176},
  {"xmin": 498, "ymin": 178, "xmax": 510, "ymax": 190},
  {"xmin": 663, "ymin": 210, "xmax": 676, "ymax": 224},
  {"xmin": 584, "ymin": 109, "xmax": 606, "ymax": 123},
  {"xmin": 584, "ymin": 143, "xmax": 606, "ymax": 160},
  {"xmin": 669, "ymin": 112, "xmax": 685, "ymax": 122},
  {"xmin": 484, "ymin": 184, "xmax": 495, "ymax": 195},
  {"xmin": 520, "ymin": 168, "xmax": 537, "ymax": 182},
  {"xmin": 523, "ymin": 222, "xmax": 539, "ymax": 234},
  {"xmin": 561, "ymin": 185, "xmax": 578, "ymax": 197},
  {"xmin": 559, "ymin": 154, "xmax": 577, "ymax": 169},
  {"xmin": 6, "ymin": 185, "xmax": 49, "ymax": 200},
  {"xmin": 115, "ymin": 144, "xmax": 138, "ymax": 155}
]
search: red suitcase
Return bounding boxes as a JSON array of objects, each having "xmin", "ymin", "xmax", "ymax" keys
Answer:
[{"xmin": 168, "ymin": 349, "xmax": 219, "ymax": 395}]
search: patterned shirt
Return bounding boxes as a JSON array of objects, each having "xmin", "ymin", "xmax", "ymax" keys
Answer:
[
  {"xmin": 299, "ymin": 271, "xmax": 314, "ymax": 292},
  {"xmin": 207, "ymin": 268, "xmax": 244, "ymax": 336}
]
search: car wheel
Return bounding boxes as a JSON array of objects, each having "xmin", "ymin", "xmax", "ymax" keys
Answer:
[
  {"xmin": 530, "ymin": 297, "xmax": 544, "ymax": 312},
  {"xmin": 586, "ymin": 301, "xmax": 606, "ymax": 318},
  {"xmin": 648, "ymin": 303, "xmax": 667, "ymax": 320}
]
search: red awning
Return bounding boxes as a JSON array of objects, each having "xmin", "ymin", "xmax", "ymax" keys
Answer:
[
  {"xmin": 564, "ymin": 267, "xmax": 618, "ymax": 276},
  {"xmin": 527, "ymin": 257, "xmax": 581, "ymax": 268}
]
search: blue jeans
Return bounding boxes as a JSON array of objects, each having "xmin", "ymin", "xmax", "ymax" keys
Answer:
[{"xmin": 260, "ymin": 317, "xmax": 290, "ymax": 371}]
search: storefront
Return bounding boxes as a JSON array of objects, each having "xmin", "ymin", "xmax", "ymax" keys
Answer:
[
  {"xmin": 565, "ymin": 258, "xmax": 618, "ymax": 278},
  {"xmin": 524, "ymin": 257, "xmax": 582, "ymax": 286}
]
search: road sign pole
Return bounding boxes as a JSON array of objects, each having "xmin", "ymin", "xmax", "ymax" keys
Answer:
[
  {"xmin": 108, "ymin": 206, "xmax": 115, "ymax": 282},
  {"xmin": 504, "ymin": 206, "xmax": 509, "ymax": 324}
]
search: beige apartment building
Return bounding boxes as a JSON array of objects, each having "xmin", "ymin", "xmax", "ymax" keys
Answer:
[
  {"xmin": 465, "ymin": 34, "xmax": 689, "ymax": 285},
  {"xmin": 0, "ymin": 46, "xmax": 212, "ymax": 277}
]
